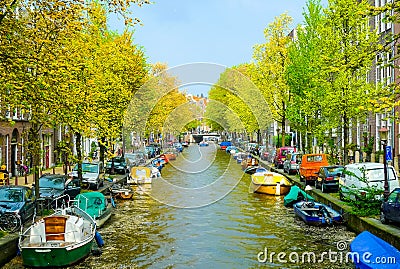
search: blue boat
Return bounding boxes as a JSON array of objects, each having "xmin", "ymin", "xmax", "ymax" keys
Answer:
[
  {"xmin": 293, "ymin": 200, "xmax": 343, "ymax": 226},
  {"xmin": 350, "ymin": 231, "xmax": 400, "ymax": 269},
  {"xmin": 199, "ymin": 141, "xmax": 209, "ymax": 147},
  {"xmin": 244, "ymin": 166, "xmax": 267, "ymax": 175}
]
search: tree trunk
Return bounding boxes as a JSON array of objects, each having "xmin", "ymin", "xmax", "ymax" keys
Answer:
[
  {"xmin": 28, "ymin": 125, "xmax": 41, "ymax": 200},
  {"xmin": 343, "ymin": 113, "xmax": 348, "ymax": 165},
  {"xmin": 281, "ymin": 119, "xmax": 285, "ymax": 147},
  {"xmin": 99, "ymin": 137, "xmax": 106, "ymax": 164},
  {"xmin": 75, "ymin": 132, "xmax": 83, "ymax": 183}
]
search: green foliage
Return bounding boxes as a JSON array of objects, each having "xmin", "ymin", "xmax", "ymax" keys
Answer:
[{"xmin": 340, "ymin": 169, "xmax": 383, "ymax": 217}]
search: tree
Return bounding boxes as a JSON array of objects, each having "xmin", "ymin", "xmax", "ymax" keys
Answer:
[
  {"xmin": 0, "ymin": 0, "xmax": 148, "ymax": 198},
  {"xmin": 286, "ymin": 0, "xmax": 326, "ymax": 152},
  {"xmin": 316, "ymin": 0, "xmax": 381, "ymax": 163},
  {"xmin": 252, "ymin": 13, "xmax": 293, "ymax": 147}
]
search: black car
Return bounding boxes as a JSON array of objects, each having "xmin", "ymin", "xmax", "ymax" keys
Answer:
[
  {"xmin": 380, "ymin": 187, "xmax": 400, "ymax": 224},
  {"xmin": 37, "ymin": 174, "xmax": 81, "ymax": 207},
  {"xmin": 106, "ymin": 156, "xmax": 128, "ymax": 175},
  {"xmin": 0, "ymin": 185, "xmax": 35, "ymax": 229},
  {"xmin": 315, "ymin": 165, "xmax": 344, "ymax": 193}
]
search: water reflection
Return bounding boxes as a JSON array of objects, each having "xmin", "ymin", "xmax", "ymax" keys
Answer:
[{"xmin": 4, "ymin": 143, "xmax": 356, "ymax": 269}]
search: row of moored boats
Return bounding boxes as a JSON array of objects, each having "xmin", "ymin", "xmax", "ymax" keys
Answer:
[
  {"xmin": 225, "ymin": 144, "xmax": 400, "ymax": 269},
  {"xmin": 17, "ymin": 149, "xmax": 180, "ymax": 268}
]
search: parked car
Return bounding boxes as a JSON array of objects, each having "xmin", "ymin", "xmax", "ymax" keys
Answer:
[
  {"xmin": 315, "ymin": 165, "xmax": 344, "ymax": 193},
  {"xmin": 380, "ymin": 187, "xmax": 400, "ymax": 224},
  {"xmin": 105, "ymin": 156, "xmax": 128, "ymax": 175},
  {"xmin": 266, "ymin": 149, "xmax": 276, "ymax": 163},
  {"xmin": 283, "ymin": 152, "xmax": 303, "ymax": 175},
  {"xmin": 0, "ymin": 185, "xmax": 35, "ymax": 226},
  {"xmin": 339, "ymin": 162, "xmax": 400, "ymax": 201},
  {"xmin": 274, "ymin": 147, "xmax": 296, "ymax": 169},
  {"xmin": 125, "ymin": 153, "xmax": 147, "ymax": 167},
  {"xmin": 299, "ymin": 153, "xmax": 329, "ymax": 185},
  {"xmin": 70, "ymin": 162, "xmax": 104, "ymax": 190},
  {"xmin": 37, "ymin": 174, "xmax": 81, "ymax": 207}
]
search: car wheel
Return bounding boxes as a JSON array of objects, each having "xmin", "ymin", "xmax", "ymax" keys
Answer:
[
  {"xmin": 314, "ymin": 180, "xmax": 318, "ymax": 189},
  {"xmin": 380, "ymin": 211, "xmax": 389, "ymax": 224},
  {"xmin": 339, "ymin": 191, "xmax": 344, "ymax": 201}
]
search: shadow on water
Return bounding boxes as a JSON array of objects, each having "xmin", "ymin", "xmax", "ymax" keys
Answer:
[{"xmin": 4, "ymin": 143, "xmax": 356, "ymax": 269}]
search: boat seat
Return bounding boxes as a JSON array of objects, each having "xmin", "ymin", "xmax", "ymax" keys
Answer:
[{"xmin": 44, "ymin": 216, "xmax": 68, "ymax": 241}]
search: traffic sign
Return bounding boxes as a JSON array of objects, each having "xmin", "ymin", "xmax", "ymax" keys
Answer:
[{"xmin": 385, "ymin": 145, "xmax": 392, "ymax": 162}]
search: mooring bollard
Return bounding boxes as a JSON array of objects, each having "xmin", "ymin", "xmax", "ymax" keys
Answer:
[
  {"xmin": 53, "ymin": 166, "xmax": 55, "ymax": 174},
  {"xmin": 15, "ymin": 175, "xmax": 18, "ymax": 185},
  {"xmin": 25, "ymin": 173, "xmax": 28, "ymax": 184}
]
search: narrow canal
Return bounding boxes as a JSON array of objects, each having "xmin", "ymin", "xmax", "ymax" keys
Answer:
[{"xmin": 6, "ymin": 143, "xmax": 356, "ymax": 268}]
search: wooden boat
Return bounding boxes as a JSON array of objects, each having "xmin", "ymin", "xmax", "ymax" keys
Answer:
[
  {"xmin": 164, "ymin": 151, "xmax": 177, "ymax": 161},
  {"xmin": 19, "ymin": 197, "xmax": 97, "ymax": 268},
  {"xmin": 293, "ymin": 200, "xmax": 344, "ymax": 226},
  {"xmin": 110, "ymin": 184, "xmax": 134, "ymax": 199},
  {"xmin": 350, "ymin": 230, "xmax": 400, "ymax": 269},
  {"xmin": 241, "ymin": 154, "xmax": 259, "ymax": 170},
  {"xmin": 128, "ymin": 166, "xmax": 152, "ymax": 184},
  {"xmin": 74, "ymin": 192, "xmax": 114, "ymax": 228},
  {"xmin": 250, "ymin": 171, "xmax": 291, "ymax": 195}
]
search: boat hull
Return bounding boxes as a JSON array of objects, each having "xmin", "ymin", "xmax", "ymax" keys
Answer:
[
  {"xmin": 21, "ymin": 239, "xmax": 94, "ymax": 268},
  {"xmin": 250, "ymin": 172, "xmax": 291, "ymax": 195},
  {"xmin": 293, "ymin": 201, "xmax": 343, "ymax": 226},
  {"xmin": 95, "ymin": 203, "xmax": 113, "ymax": 228},
  {"xmin": 350, "ymin": 231, "xmax": 400, "ymax": 269},
  {"xmin": 251, "ymin": 182, "xmax": 291, "ymax": 195}
]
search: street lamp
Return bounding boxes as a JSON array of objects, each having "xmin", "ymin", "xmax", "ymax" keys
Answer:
[{"xmin": 379, "ymin": 127, "xmax": 389, "ymax": 199}]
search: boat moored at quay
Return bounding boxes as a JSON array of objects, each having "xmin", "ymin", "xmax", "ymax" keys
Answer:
[{"xmin": 1, "ymin": 144, "xmax": 398, "ymax": 268}]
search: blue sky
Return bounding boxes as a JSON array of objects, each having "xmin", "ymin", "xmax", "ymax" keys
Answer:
[{"xmin": 108, "ymin": 0, "xmax": 327, "ymax": 96}]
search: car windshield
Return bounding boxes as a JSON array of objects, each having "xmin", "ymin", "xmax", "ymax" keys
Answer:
[
  {"xmin": 39, "ymin": 177, "xmax": 64, "ymax": 189},
  {"xmin": 306, "ymin": 155, "xmax": 323, "ymax": 162},
  {"xmin": 73, "ymin": 163, "xmax": 98, "ymax": 173},
  {"xmin": 107, "ymin": 157, "xmax": 124, "ymax": 165},
  {"xmin": 326, "ymin": 167, "xmax": 343, "ymax": 176},
  {"xmin": 0, "ymin": 188, "xmax": 24, "ymax": 202},
  {"xmin": 82, "ymin": 163, "xmax": 98, "ymax": 173}
]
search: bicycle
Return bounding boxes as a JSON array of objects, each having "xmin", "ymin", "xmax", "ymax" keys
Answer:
[
  {"xmin": 0, "ymin": 210, "xmax": 22, "ymax": 233},
  {"xmin": 18, "ymin": 164, "xmax": 29, "ymax": 177}
]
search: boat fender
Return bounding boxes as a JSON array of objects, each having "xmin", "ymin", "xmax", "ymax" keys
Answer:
[
  {"xmin": 95, "ymin": 231, "xmax": 105, "ymax": 247},
  {"xmin": 110, "ymin": 196, "xmax": 116, "ymax": 208}
]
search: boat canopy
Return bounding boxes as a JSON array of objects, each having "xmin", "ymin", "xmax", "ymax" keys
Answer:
[
  {"xmin": 130, "ymin": 166, "xmax": 151, "ymax": 178},
  {"xmin": 220, "ymin": 141, "xmax": 232, "ymax": 147},
  {"xmin": 284, "ymin": 185, "xmax": 314, "ymax": 207},
  {"xmin": 74, "ymin": 192, "xmax": 107, "ymax": 218}
]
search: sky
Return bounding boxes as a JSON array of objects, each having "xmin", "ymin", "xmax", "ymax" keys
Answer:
[{"xmin": 108, "ymin": 0, "xmax": 327, "ymax": 96}]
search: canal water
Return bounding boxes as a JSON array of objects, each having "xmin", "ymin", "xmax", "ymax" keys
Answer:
[{"xmin": 6, "ymin": 143, "xmax": 356, "ymax": 269}]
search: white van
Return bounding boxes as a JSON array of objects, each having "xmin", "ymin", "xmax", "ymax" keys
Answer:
[{"xmin": 339, "ymin": 162, "xmax": 400, "ymax": 200}]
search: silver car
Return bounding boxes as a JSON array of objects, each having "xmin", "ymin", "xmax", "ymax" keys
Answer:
[
  {"xmin": 70, "ymin": 162, "xmax": 104, "ymax": 190},
  {"xmin": 283, "ymin": 153, "xmax": 302, "ymax": 175}
]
